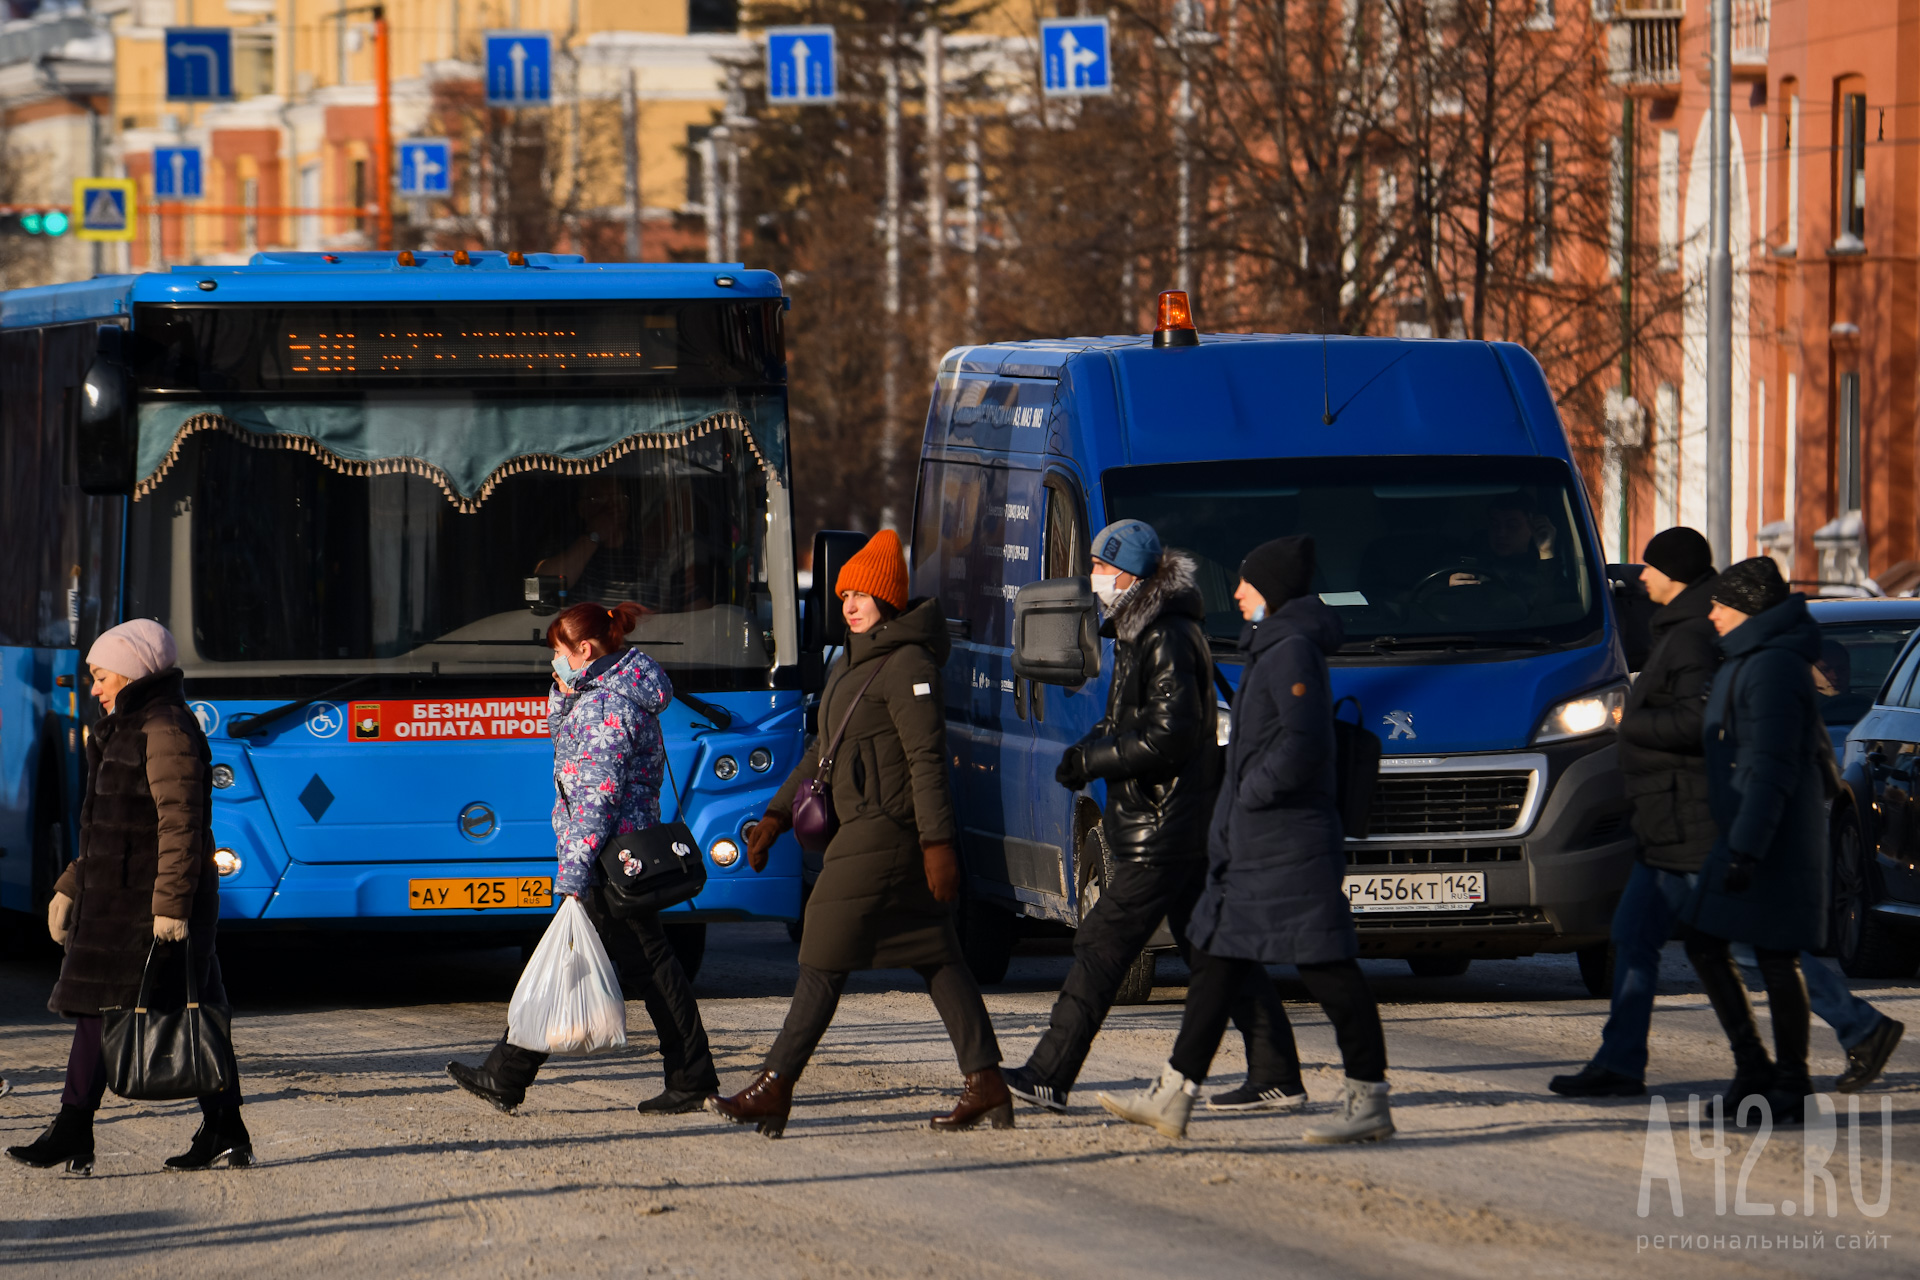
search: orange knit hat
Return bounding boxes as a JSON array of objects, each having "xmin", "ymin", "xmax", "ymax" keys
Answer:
[{"xmin": 836, "ymin": 528, "xmax": 910, "ymax": 612}]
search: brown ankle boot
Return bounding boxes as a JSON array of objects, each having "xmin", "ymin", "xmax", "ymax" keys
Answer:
[
  {"xmin": 705, "ymin": 1069, "xmax": 795, "ymax": 1138},
  {"xmin": 931, "ymin": 1067, "xmax": 1015, "ymax": 1131}
]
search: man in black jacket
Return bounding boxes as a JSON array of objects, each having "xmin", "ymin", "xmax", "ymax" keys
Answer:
[{"xmin": 1005, "ymin": 520, "xmax": 1299, "ymax": 1114}]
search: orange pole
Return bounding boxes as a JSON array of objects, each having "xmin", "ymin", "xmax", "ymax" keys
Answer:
[{"xmin": 374, "ymin": 6, "xmax": 392, "ymax": 251}]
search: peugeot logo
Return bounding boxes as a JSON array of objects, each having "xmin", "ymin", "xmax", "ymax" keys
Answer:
[
  {"xmin": 1383, "ymin": 710, "xmax": 1417, "ymax": 741},
  {"xmin": 459, "ymin": 802, "xmax": 497, "ymax": 841}
]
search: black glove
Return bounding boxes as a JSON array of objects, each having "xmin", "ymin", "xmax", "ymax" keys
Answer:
[
  {"xmin": 1722, "ymin": 855, "xmax": 1756, "ymax": 894},
  {"xmin": 1054, "ymin": 746, "xmax": 1089, "ymax": 791}
]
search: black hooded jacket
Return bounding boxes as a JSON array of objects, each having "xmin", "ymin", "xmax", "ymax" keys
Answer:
[
  {"xmin": 1075, "ymin": 551, "xmax": 1222, "ymax": 865},
  {"xmin": 1617, "ymin": 573, "xmax": 1721, "ymax": 872}
]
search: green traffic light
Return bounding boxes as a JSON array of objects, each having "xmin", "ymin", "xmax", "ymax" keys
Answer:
[
  {"xmin": 42, "ymin": 210, "xmax": 68, "ymax": 236},
  {"xmin": 20, "ymin": 211, "xmax": 42, "ymax": 234}
]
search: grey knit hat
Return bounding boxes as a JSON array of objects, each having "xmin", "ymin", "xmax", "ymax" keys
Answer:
[{"xmin": 1710, "ymin": 556, "xmax": 1790, "ymax": 616}]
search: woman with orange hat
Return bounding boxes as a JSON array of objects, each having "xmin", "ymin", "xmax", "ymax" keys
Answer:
[{"xmin": 709, "ymin": 530, "xmax": 1010, "ymax": 1137}]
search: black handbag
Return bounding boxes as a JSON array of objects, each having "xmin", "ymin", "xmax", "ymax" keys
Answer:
[
  {"xmin": 101, "ymin": 941, "xmax": 235, "ymax": 1102},
  {"xmin": 1333, "ymin": 696, "xmax": 1383, "ymax": 838},
  {"xmin": 596, "ymin": 747, "xmax": 708, "ymax": 917}
]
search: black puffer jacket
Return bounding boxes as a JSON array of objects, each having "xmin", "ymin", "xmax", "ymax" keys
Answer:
[
  {"xmin": 1617, "ymin": 574, "xmax": 1721, "ymax": 873},
  {"xmin": 1074, "ymin": 551, "xmax": 1222, "ymax": 865}
]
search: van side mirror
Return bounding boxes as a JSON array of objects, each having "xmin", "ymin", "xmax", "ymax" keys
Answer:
[
  {"xmin": 1012, "ymin": 577, "xmax": 1101, "ymax": 685},
  {"xmin": 806, "ymin": 529, "xmax": 872, "ymax": 656},
  {"xmin": 76, "ymin": 325, "xmax": 136, "ymax": 495}
]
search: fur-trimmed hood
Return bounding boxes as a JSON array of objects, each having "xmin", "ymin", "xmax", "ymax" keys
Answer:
[{"xmin": 1107, "ymin": 550, "xmax": 1206, "ymax": 644}]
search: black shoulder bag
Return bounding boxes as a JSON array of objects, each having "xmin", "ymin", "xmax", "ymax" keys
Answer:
[
  {"xmin": 1332, "ymin": 695, "xmax": 1383, "ymax": 837},
  {"xmin": 101, "ymin": 941, "xmax": 235, "ymax": 1101},
  {"xmin": 597, "ymin": 747, "xmax": 708, "ymax": 917}
]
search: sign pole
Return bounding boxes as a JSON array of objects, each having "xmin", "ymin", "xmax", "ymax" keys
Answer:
[
  {"xmin": 375, "ymin": 5, "xmax": 393, "ymax": 251},
  {"xmin": 1706, "ymin": 0, "xmax": 1733, "ymax": 566}
]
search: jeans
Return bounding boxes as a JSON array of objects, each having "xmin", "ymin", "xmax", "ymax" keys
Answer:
[
  {"xmin": 63, "ymin": 951, "xmax": 243, "ymax": 1116},
  {"xmin": 1591, "ymin": 863, "xmax": 1697, "ymax": 1079},
  {"xmin": 1735, "ymin": 945, "xmax": 1884, "ymax": 1051},
  {"xmin": 767, "ymin": 962, "xmax": 1001, "ymax": 1078},
  {"xmin": 1025, "ymin": 858, "xmax": 1300, "ymax": 1094},
  {"xmin": 486, "ymin": 885, "xmax": 717, "ymax": 1095},
  {"xmin": 1171, "ymin": 950, "xmax": 1388, "ymax": 1085}
]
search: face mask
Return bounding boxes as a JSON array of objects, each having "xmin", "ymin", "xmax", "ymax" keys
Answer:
[
  {"xmin": 1091, "ymin": 573, "xmax": 1122, "ymax": 608},
  {"xmin": 1248, "ymin": 604, "xmax": 1267, "ymax": 624},
  {"xmin": 552, "ymin": 653, "xmax": 577, "ymax": 684}
]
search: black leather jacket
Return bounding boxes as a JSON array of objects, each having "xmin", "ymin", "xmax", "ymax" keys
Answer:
[{"xmin": 1075, "ymin": 551, "xmax": 1222, "ymax": 864}]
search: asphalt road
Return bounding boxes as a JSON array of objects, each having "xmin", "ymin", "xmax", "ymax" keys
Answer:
[{"xmin": 2, "ymin": 925, "xmax": 1917, "ymax": 1279}]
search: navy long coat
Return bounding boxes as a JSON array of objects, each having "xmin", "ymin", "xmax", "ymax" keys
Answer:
[
  {"xmin": 1686, "ymin": 594, "xmax": 1829, "ymax": 953},
  {"xmin": 1188, "ymin": 595, "xmax": 1356, "ymax": 965}
]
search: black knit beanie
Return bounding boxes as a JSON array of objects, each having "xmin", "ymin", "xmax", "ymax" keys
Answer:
[
  {"xmin": 1239, "ymin": 536, "xmax": 1316, "ymax": 611},
  {"xmin": 1710, "ymin": 556, "xmax": 1790, "ymax": 616},
  {"xmin": 1642, "ymin": 527, "xmax": 1714, "ymax": 585}
]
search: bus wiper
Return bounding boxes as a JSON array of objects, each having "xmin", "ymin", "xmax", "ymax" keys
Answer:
[
  {"xmin": 675, "ymin": 690, "xmax": 733, "ymax": 731},
  {"xmin": 228, "ymin": 674, "xmax": 376, "ymax": 738},
  {"xmin": 1345, "ymin": 634, "xmax": 1555, "ymax": 654}
]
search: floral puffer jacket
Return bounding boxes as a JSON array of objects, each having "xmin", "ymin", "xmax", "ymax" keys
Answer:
[{"xmin": 549, "ymin": 646, "xmax": 674, "ymax": 896}]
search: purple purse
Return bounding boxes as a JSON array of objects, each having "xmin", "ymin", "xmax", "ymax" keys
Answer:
[{"xmin": 791, "ymin": 653, "xmax": 893, "ymax": 853}]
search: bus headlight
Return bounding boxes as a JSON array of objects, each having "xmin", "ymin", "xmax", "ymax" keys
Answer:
[
  {"xmin": 213, "ymin": 848, "xmax": 243, "ymax": 877},
  {"xmin": 713, "ymin": 755, "xmax": 739, "ymax": 780},
  {"xmin": 1533, "ymin": 684, "xmax": 1627, "ymax": 744},
  {"xmin": 709, "ymin": 838, "xmax": 742, "ymax": 868},
  {"xmin": 211, "ymin": 764, "xmax": 235, "ymax": 789},
  {"xmin": 1216, "ymin": 704, "xmax": 1233, "ymax": 747},
  {"xmin": 748, "ymin": 748, "xmax": 773, "ymax": 773}
]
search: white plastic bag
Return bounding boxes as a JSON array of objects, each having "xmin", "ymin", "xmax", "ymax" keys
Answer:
[{"xmin": 506, "ymin": 896, "xmax": 628, "ymax": 1055}]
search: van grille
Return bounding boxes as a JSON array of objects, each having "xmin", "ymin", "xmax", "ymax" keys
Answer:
[
  {"xmin": 1367, "ymin": 772, "xmax": 1532, "ymax": 835},
  {"xmin": 1347, "ymin": 844, "xmax": 1522, "ymax": 867}
]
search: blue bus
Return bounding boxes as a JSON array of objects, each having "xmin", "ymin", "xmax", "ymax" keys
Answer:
[
  {"xmin": 914, "ymin": 308, "xmax": 1636, "ymax": 995},
  {"xmin": 0, "ymin": 252, "xmax": 813, "ymax": 969}
]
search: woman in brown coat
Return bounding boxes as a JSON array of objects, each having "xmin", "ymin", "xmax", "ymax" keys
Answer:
[
  {"xmin": 5, "ymin": 621, "xmax": 248, "ymax": 1175},
  {"xmin": 708, "ymin": 530, "xmax": 1011, "ymax": 1136}
]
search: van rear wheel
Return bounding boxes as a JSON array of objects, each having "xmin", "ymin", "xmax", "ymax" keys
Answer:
[{"xmin": 1113, "ymin": 950, "xmax": 1158, "ymax": 1005}]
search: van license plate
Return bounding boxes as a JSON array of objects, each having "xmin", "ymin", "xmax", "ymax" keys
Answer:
[
  {"xmin": 1343, "ymin": 871, "xmax": 1485, "ymax": 913},
  {"xmin": 408, "ymin": 877, "xmax": 552, "ymax": 910}
]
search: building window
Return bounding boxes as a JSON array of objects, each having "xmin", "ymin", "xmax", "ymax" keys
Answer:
[
  {"xmin": 1657, "ymin": 129, "xmax": 1680, "ymax": 270},
  {"xmin": 686, "ymin": 125, "xmax": 714, "ymax": 209},
  {"xmin": 1529, "ymin": 137, "xmax": 1554, "ymax": 278},
  {"xmin": 1783, "ymin": 88, "xmax": 1799, "ymax": 252},
  {"xmin": 1837, "ymin": 372, "xmax": 1862, "ymax": 513},
  {"xmin": 688, "ymin": 0, "xmax": 739, "ymax": 33},
  {"xmin": 352, "ymin": 159, "xmax": 367, "ymax": 234},
  {"xmin": 1838, "ymin": 91, "xmax": 1866, "ymax": 247},
  {"xmin": 1607, "ymin": 134, "xmax": 1624, "ymax": 277},
  {"xmin": 1654, "ymin": 382, "xmax": 1680, "ymax": 528},
  {"xmin": 1526, "ymin": 0, "xmax": 1555, "ymax": 30}
]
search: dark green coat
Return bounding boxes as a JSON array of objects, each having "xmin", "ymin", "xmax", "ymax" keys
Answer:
[{"xmin": 770, "ymin": 598, "xmax": 962, "ymax": 972}]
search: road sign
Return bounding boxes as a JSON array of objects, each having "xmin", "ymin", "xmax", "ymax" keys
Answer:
[
  {"xmin": 165, "ymin": 27, "xmax": 234, "ymax": 102},
  {"xmin": 74, "ymin": 179, "xmax": 137, "ymax": 242},
  {"xmin": 153, "ymin": 147, "xmax": 202, "ymax": 200},
  {"xmin": 1041, "ymin": 18, "xmax": 1112, "ymax": 97},
  {"xmin": 484, "ymin": 31, "xmax": 551, "ymax": 106},
  {"xmin": 766, "ymin": 26, "xmax": 836, "ymax": 104},
  {"xmin": 398, "ymin": 138, "xmax": 452, "ymax": 197}
]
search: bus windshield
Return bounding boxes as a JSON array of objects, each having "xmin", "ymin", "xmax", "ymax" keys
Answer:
[
  {"xmin": 1102, "ymin": 455, "xmax": 1603, "ymax": 652},
  {"xmin": 125, "ymin": 397, "xmax": 794, "ymax": 690}
]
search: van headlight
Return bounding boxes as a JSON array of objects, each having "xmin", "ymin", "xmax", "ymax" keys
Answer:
[
  {"xmin": 1216, "ymin": 704, "xmax": 1233, "ymax": 747},
  {"xmin": 1533, "ymin": 684, "xmax": 1627, "ymax": 744}
]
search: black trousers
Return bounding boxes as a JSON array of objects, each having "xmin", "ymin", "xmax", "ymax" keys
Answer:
[
  {"xmin": 63, "ymin": 950, "xmax": 242, "ymax": 1116},
  {"xmin": 1171, "ymin": 948, "xmax": 1388, "ymax": 1085},
  {"xmin": 1683, "ymin": 932, "xmax": 1811, "ymax": 1079},
  {"xmin": 1025, "ymin": 857, "xmax": 1301, "ymax": 1094},
  {"xmin": 767, "ymin": 962, "xmax": 1002, "ymax": 1079},
  {"xmin": 485, "ymin": 885, "xmax": 718, "ymax": 1095}
]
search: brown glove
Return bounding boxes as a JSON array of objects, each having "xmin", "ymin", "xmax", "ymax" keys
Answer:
[
  {"xmin": 922, "ymin": 840, "xmax": 962, "ymax": 904},
  {"xmin": 48, "ymin": 892, "xmax": 73, "ymax": 947},
  {"xmin": 154, "ymin": 914, "xmax": 190, "ymax": 943},
  {"xmin": 746, "ymin": 810, "xmax": 791, "ymax": 873}
]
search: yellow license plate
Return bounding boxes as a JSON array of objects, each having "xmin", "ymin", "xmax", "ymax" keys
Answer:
[{"xmin": 408, "ymin": 877, "xmax": 552, "ymax": 911}]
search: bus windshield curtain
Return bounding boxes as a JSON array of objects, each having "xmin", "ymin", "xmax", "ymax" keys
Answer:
[{"xmin": 133, "ymin": 392, "xmax": 786, "ymax": 514}]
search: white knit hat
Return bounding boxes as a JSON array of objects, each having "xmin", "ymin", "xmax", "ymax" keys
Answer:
[{"xmin": 86, "ymin": 620, "xmax": 179, "ymax": 681}]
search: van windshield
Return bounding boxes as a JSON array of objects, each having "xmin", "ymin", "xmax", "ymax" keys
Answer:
[{"xmin": 1102, "ymin": 456, "xmax": 1602, "ymax": 651}]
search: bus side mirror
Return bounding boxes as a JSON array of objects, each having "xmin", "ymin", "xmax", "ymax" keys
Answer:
[
  {"xmin": 1013, "ymin": 577, "xmax": 1101, "ymax": 685},
  {"xmin": 76, "ymin": 325, "xmax": 136, "ymax": 495},
  {"xmin": 806, "ymin": 529, "xmax": 872, "ymax": 655}
]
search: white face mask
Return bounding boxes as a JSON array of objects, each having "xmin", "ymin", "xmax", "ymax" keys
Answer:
[
  {"xmin": 1248, "ymin": 604, "xmax": 1267, "ymax": 624},
  {"xmin": 1091, "ymin": 572, "xmax": 1123, "ymax": 608}
]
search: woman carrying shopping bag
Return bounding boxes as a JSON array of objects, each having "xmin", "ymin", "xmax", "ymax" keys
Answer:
[
  {"xmin": 712, "ymin": 530, "xmax": 1011, "ymax": 1137},
  {"xmin": 1099, "ymin": 537, "xmax": 1393, "ymax": 1143},
  {"xmin": 5, "ymin": 621, "xmax": 249, "ymax": 1175},
  {"xmin": 447, "ymin": 601, "xmax": 718, "ymax": 1115}
]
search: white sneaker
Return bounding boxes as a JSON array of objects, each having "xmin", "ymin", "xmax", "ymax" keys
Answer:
[
  {"xmin": 1303, "ymin": 1077, "xmax": 1394, "ymax": 1144},
  {"xmin": 1097, "ymin": 1063, "xmax": 1198, "ymax": 1139}
]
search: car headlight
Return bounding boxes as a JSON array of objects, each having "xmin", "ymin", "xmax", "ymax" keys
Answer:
[
  {"xmin": 1216, "ymin": 703, "xmax": 1233, "ymax": 747},
  {"xmin": 709, "ymin": 838, "xmax": 741, "ymax": 868},
  {"xmin": 213, "ymin": 847, "xmax": 243, "ymax": 877},
  {"xmin": 1533, "ymin": 683, "xmax": 1627, "ymax": 744}
]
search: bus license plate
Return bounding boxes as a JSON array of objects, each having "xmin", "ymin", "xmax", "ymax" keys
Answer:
[
  {"xmin": 408, "ymin": 877, "xmax": 552, "ymax": 911},
  {"xmin": 1343, "ymin": 871, "xmax": 1485, "ymax": 913}
]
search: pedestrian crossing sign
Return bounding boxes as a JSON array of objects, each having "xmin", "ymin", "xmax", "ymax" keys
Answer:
[{"xmin": 74, "ymin": 178, "xmax": 137, "ymax": 242}]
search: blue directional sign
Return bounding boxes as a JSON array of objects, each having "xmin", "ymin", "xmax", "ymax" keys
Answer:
[
  {"xmin": 165, "ymin": 27, "xmax": 234, "ymax": 102},
  {"xmin": 485, "ymin": 30, "xmax": 551, "ymax": 107},
  {"xmin": 153, "ymin": 147, "xmax": 202, "ymax": 200},
  {"xmin": 766, "ymin": 26, "xmax": 836, "ymax": 104},
  {"xmin": 398, "ymin": 138, "xmax": 452, "ymax": 197},
  {"xmin": 1041, "ymin": 17, "xmax": 1112, "ymax": 98}
]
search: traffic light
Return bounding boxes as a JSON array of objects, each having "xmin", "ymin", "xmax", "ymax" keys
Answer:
[{"xmin": 2, "ymin": 209, "xmax": 70, "ymax": 236}]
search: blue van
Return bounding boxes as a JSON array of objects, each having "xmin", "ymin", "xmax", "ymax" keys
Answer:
[{"xmin": 908, "ymin": 313, "xmax": 1635, "ymax": 993}]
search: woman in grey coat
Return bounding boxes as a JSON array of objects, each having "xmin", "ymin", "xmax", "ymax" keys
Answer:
[{"xmin": 1686, "ymin": 558, "xmax": 1826, "ymax": 1123}]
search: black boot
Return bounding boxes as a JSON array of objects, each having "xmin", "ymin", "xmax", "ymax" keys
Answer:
[
  {"xmin": 1755, "ymin": 950, "xmax": 1812, "ymax": 1126},
  {"xmin": 4, "ymin": 1104, "xmax": 95, "ymax": 1175},
  {"xmin": 1686, "ymin": 934, "xmax": 1775, "ymax": 1113},
  {"xmin": 165, "ymin": 1107, "xmax": 254, "ymax": 1171},
  {"xmin": 447, "ymin": 1060, "xmax": 524, "ymax": 1114}
]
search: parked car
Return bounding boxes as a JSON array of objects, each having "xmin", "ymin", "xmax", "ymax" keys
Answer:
[{"xmin": 1825, "ymin": 599, "xmax": 1920, "ymax": 976}]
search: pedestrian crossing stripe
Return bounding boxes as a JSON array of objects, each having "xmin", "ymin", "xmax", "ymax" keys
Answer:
[{"xmin": 73, "ymin": 177, "xmax": 137, "ymax": 241}]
